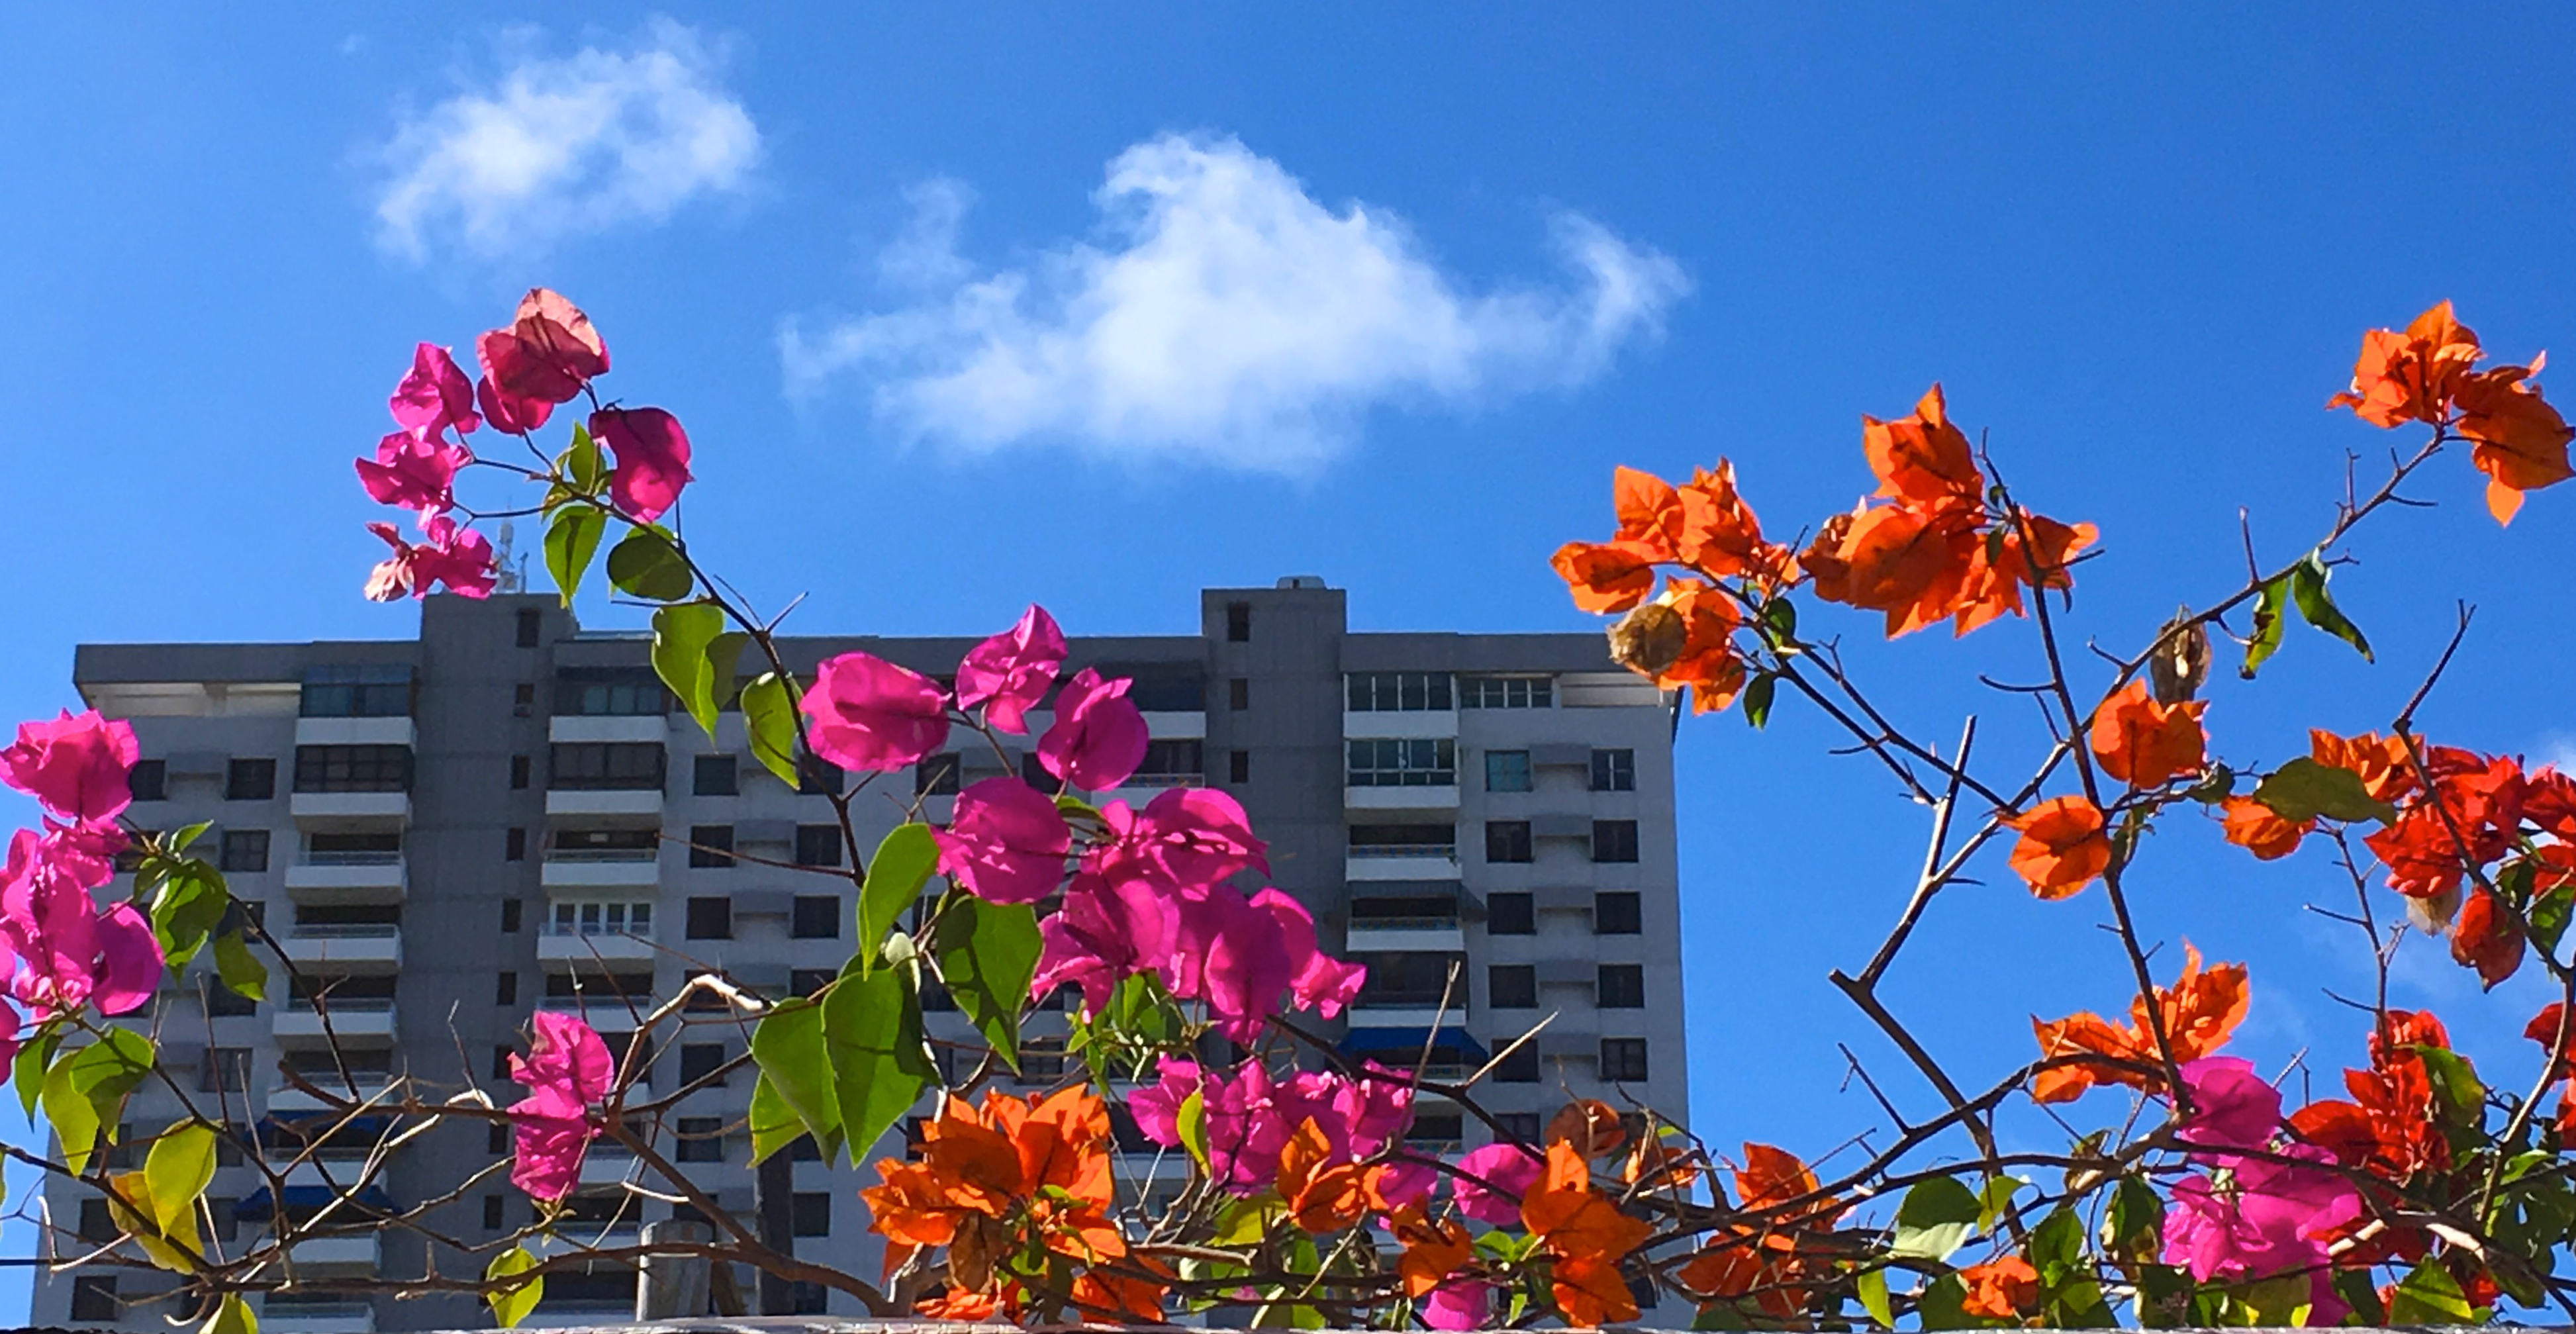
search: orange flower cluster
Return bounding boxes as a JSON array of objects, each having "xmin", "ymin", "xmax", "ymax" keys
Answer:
[
  {"xmin": 2292, "ymin": 1009, "xmax": 2456, "ymax": 1183},
  {"xmin": 1552, "ymin": 463, "xmax": 1795, "ymax": 712},
  {"xmin": 1521, "ymin": 1141, "xmax": 1655, "ymax": 1326},
  {"xmin": 2524, "ymin": 1003, "xmax": 2576, "ymax": 1136},
  {"xmin": 2005, "ymin": 795, "xmax": 2111, "ymax": 900},
  {"xmin": 2328, "ymin": 301, "xmax": 2575, "ymax": 524},
  {"xmin": 2090, "ymin": 679, "xmax": 2207, "ymax": 790},
  {"xmin": 2029, "ymin": 945, "xmax": 2248, "ymax": 1104},
  {"xmin": 1675, "ymin": 1143, "xmax": 1837, "ymax": 1321},
  {"xmin": 2218, "ymin": 729, "xmax": 2414, "ymax": 863},
  {"xmin": 1803, "ymin": 385, "xmax": 2097, "ymax": 638},
  {"xmin": 1958, "ymin": 1254, "xmax": 2040, "ymax": 1320}
]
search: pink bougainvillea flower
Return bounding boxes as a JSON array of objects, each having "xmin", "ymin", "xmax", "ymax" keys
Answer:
[
  {"xmin": 362, "ymin": 520, "xmax": 495, "ymax": 602},
  {"xmin": 1127, "ymin": 1057, "xmax": 1411, "ymax": 1196},
  {"xmin": 2162, "ymin": 1146, "xmax": 2360, "ymax": 1323},
  {"xmin": 2173, "ymin": 1056, "xmax": 2282, "ymax": 1158},
  {"xmin": 506, "ymin": 1012, "xmax": 614, "ymax": 1201},
  {"xmin": 1167, "ymin": 888, "xmax": 1294, "ymax": 1043},
  {"xmin": 475, "ymin": 288, "xmax": 610, "ymax": 434},
  {"xmin": 1423, "ymin": 1279, "xmax": 1496, "ymax": 1331},
  {"xmin": 1091, "ymin": 786, "xmax": 1269, "ymax": 890},
  {"xmin": 1257, "ymin": 887, "xmax": 1368, "ymax": 1020},
  {"xmin": 800, "ymin": 651, "xmax": 951, "ymax": 774},
  {"xmin": 589, "ymin": 407, "xmax": 693, "ymax": 523},
  {"xmin": 387, "ymin": 342, "xmax": 481, "ymax": 442},
  {"xmin": 1038, "ymin": 668, "xmax": 1149, "ymax": 791},
  {"xmin": 935, "ymin": 777, "xmax": 1071, "ymax": 905},
  {"xmin": 355, "ymin": 430, "xmax": 472, "ymax": 518},
  {"xmin": 1029, "ymin": 873, "xmax": 1176, "ymax": 1016},
  {"xmin": 89, "ymin": 904, "xmax": 161, "ymax": 1016},
  {"xmin": 0, "ymin": 828, "xmax": 162, "ymax": 1017},
  {"xmin": 1452, "ymin": 1142, "xmax": 1543, "ymax": 1226},
  {"xmin": 1, "ymin": 710, "xmax": 138, "ymax": 826},
  {"xmin": 955, "ymin": 605, "xmax": 1066, "ymax": 734}
]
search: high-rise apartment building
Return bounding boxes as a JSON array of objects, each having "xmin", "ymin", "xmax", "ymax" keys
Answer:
[{"xmin": 34, "ymin": 581, "xmax": 1689, "ymax": 1331}]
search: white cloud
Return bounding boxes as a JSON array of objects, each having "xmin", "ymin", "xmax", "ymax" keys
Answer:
[
  {"xmin": 373, "ymin": 20, "xmax": 758, "ymax": 261},
  {"xmin": 779, "ymin": 134, "xmax": 1689, "ymax": 473}
]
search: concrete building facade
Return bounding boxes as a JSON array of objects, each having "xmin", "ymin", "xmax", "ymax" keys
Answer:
[{"xmin": 36, "ymin": 581, "xmax": 1690, "ymax": 1330}]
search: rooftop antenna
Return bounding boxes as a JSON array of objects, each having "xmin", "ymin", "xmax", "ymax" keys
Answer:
[{"xmin": 493, "ymin": 520, "xmax": 526, "ymax": 594}]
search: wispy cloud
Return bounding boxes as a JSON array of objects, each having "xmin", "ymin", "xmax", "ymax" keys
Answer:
[
  {"xmin": 780, "ymin": 133, "xmax": 1689, "ymax": 474},
  {"xmin": 372, "ymin": 19, "xmax": 758, "ymax": 262}
]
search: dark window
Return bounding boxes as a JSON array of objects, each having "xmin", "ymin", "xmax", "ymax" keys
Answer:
[
  {"xmin": 686, "ymin": 896, "xmax": 732, "ymax": 940},
  {"xmin": 218, "ymin": 830, "xmax": 269, "ymax": 873},
  {"xmin": 513, "ymin": 683, "xmax": 535, "ymax": 717},
  {"xmin": 487, "ymin": 1122, "xmax": 508, "ymax": 1155},
  {"xmin": 914, "ymin": 753, "xmax": 961, "ymax": 796},
  {"xmin": 1354, "ymin": 952, "xmax": 1464, "ymax": 1008},
  {"xmin": 492, "ymin": 1045, "xmax": 513, "ymax": 1080},
  {"xmin": 1226, "ymin": 601, "xmax": 1251, "ymax": 642},
  {"xmin": 1347, "ymin": 738, "xmax": 1456, "ymax": 786},
  {"xmin": 791, "ymin": 1192, "xmax": 831, "ymax": 1237},
  {"xmin": 1458, "ymin": 675, "xmax": 1553, "ymax": 709},
  {"xmin": 205, "ymin": 977, "xmax": 256, "ymax": 1017},
  {"xmin": 1484, "ymin": 750, "xmax": 1531, "ymax": 792},
  {"xmin": 1020, "ymin": 750, "xmax": 1056, "ymax": 792},
  {"xmin": 225, "ymin": 757, "xmax": 276, "ymax": 801},
  {"xmin": 1229, "ymin": 749, "xmax": 1251, "ymax": 784},
  {"xmin": 791, "ymin": 1280, "xmax": 830, "ymax": 1315},
  {"xmin": 549, "ymin": 743, "xmax": 665, "ymax": 791},
  {"xmin": 78, "ymin": 1196, "xmax": 115, "ymax": 1243},
  {"xmin": 1596, "ymin": 892, "xmax": 1643, "ymax": 935},
  {"xmin": 1351, "ymin": 823, "xmax": 1456, "ymax": 857},
  {"xmin": 1227, "ymin": 677, "xmax": 1249, "ymax": 710},
  {"xmin": 293, "ymin": 745, "xmax": 412, "ymax": 792},
  {"xmin": 795, "ymin": 825, "xmax": 842, "ymax": 868},
  {"xmin": 508, "ymin": 754, "xmax": 530, "ymax": 789},
  {"xmin": 1591, "ymin": 748, "xmax": 1635, "ymax": 792},
  {"xmin": 1487, "ymin": 892, "xmax": 1535, "ymax": 935},
  {"xmin": 693, "ymin": 754, "xmax": 738, "ymax": 796},
  {"xmin": 501, "ymin": 900, "xmax": 522, "ymax": 932},
  {"xmin": 1346, "ymin": 672, "xmax": 1453, "ymax": 711},
  {"xmin": 792, "ymin": 896, "xmax": 839, "ymax": 939},
  {"xmin": 1108, "ymin": 667, "xmax": 1206, "ymax": 712},
  {"xmin": 506, "ymin": 827, "xmax": 527, "ymax": 861},
  {"xmin": 497, "ymin": 971, "xmax": 518, "ymax": 1005},
  {"xmin": 207, "ymin": 1195, "xmax": 238, "ymax": 1242},
  {"xmin": 1599, "ymin": 964, "xmax": 1646, "ymax": 1008},
  {"xmin": 483, "ymin": 1193, "xmax": 506, "ymax": 1229},
  {"xmin": 201, "ymin": 1048, "xmax": 251, "ymax": 1093},
  {"xmin": 689, "ymin": 825, "xmax": 735, "ymax": 868},
  {"xmin": 1351, "ymin": 894, "xmax": 1458, "ymax": 927},
  {"xmin": 1592, "ymin": 820, "xmax": 1640, "ymax": 863},
  {"xmin": 1495, "ymin": 1112, "xmax": 1543, "ymax": 1144},
  {"xmin": 1495, "ymin": 1046, "xmax": 1541, "ymax": 1083},
  {"xmin": 1601, "ymin": 1038, "xmax": 1650, "ymax": 1081},
  {"xmin": 791, "ymin": 968, "xmax": 837, "ymax": 998},
  {"xmin": 1485, "ymin": 820, "xmax": 1534, "ymax": 863},
  {"xmin": 677, "ymin": 1116, "xmax": 724, "ymax": 1163},
  {"xmin": 1488, "ymin": 965, "xmax": 1537, "ymax": 1009},
  {"xmin": 1137, "ymin": 738, "xmax": 1202, "ymax": 781},
  {"xmin": 1408, "ymin": 1112, "xmax": 1465, "ymax": 1149},
  {"xmin": 127, "ymin": 759, "xmax": 167, "ymax": 802},
  {"xmin": 71, "ymin": 1276, "xmax": 117, "ymax": 1321},
  {"xmin": 516, "ymin": 607, "xmax": 542, "ymax": 647},
  {"xmin": 553, "ymin": 670, "xmax": 667, "ymax": 716},
  {"xmin": 796, "ymin": 753, "xmax": 843, "ymax": 796},
  {"xmin": 299, "ymin": 665, "xmax": 413, "ymax": 718},
  {"xmin": 679, "ymin": 1043, "xmax": 727, "ymax": 1086}
]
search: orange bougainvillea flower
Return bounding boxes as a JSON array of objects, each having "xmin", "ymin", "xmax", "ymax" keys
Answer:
[
  {"xmin": 1550, "ymin": 540, "xmax": 1662, "ymax": 613},
  {"xmin": 2089, "ymin": 679, "xmax": 2207, "ymax": 789},
  {"xmin": 2329, "ymin": 301, "xmax": 2485, "ymax": 429},
  {"xmin": 2220, "ymin": 796, "xmax": 2311, "ymax": 861},
  {"xmin": 1071, "ymin": 1264, "xmax": 1172, "ymax": 1324},
  {"xmin": 1865, "ymin": 385, "xmax": 1983, "ymax": 506},
  {"xmin": 1652, "ymin": 579, "xmax": 1750, "ymax": 714},
  {"xmin": 2006, "ymin": 795, "xmax": 2112, "ymax": 900},
  {"xmin": 1522, "ymin": 1141, "xmax": 1654, "ymax": 1327},
  {"xmin": 2327, "ymin": 302, "xmax": 2573, "ymax": 524},
  {"xmin": 1547, "ymin": 1098, "xmax": 1630, "ymax": 1159},
  {"xmin": 1612, "ymin": 465, "xmax": 1685, "ymax": 558},
  {"xmin": 2311, "ymin": 728, "xmax": 2417, "ymax": 804},
  {"xmin": 1676, "ymin": 461, "xmax": 1796, "ymax": 583},
  {"xmin": 2029, "ymin": 945, "xmax": 2249, "ymax": 1104},
  {"xmin": 2293, "ymin": 1009, "xmax": 2455, "ymax": 1180},
  {"xmin": 1390, "ymin": 1208, "xmax": 1477, "ymax": 1299},
  {"xmin": 1958, "ymin": 1255, "xmax": 2040, "ymax": 1320},
  {"xmin": 2450, "ymin": 887, "xmax": 2525, "ymax": 988},
  {"xmin": 1675, "ymin": 1143, "xmax": 1836, "ymax": 1321},
  {"xmin": 863, "ymin": 1086, "xmax": 1125, "ymax": 1286},
  {"xmin": 2454, "ymin": 361, "xmax": 2575, "ymax": 524},
  {"xmin": 1276, "ymin": 1117, "xmax": 1378, "ymax": 1235}
]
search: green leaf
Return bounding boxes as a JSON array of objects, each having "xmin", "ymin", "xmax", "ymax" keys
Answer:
[
  {"xmin": 14, "ymin": 1027, "xmax": 62, "ymax": 1119},
  {"xmin": 747, "ymin": 998, "xmax": 843, "ymax": 1165},
  {"xmin": 606, "ymin": 525, "xmax": 694, "ymax": 602},
  {"xmin": 165, "ymin": 822, "xmax": 213, "ymax": 856},
  {"xmin": 822, "ymin": 961, "xmax": 933, "ymax": 1161},
  {"xmin": 1208, "ymin": 1194, "xmax": 1276, "ymax": 1247},
  {"xmin": 42, "ymin": 1029, "xmax": 154, "ymax": 1176},
  {"xmin": 543, "ymin": 506, "xmax": 606, "ymax": 608},
  {"xmin": 2386, "ymin": 1258, "xmax": 2473, "ymax": 1323},
  {"xmin": 485, "ymin": 1245, "xmax": 544, "ymax": 1328},
  {"xmin": 2251, "ymin": 757, "xmax": 2398, "ymax": 825},
  {"xmin": 147, "ymin": 859, "xmax": 228, "ymax": 971},
  {"xmin": 1176, "ymin": 1089, "xmax": 1210, "ymax": 1172},
  {"xmin": 2103, "ymin": 1174, "xmax": 2164, "ymax": 1263},
  {"xmin": 1053, "ymin": 793, "xmax": 1099, "ymax": 821},
  {"xmin": 650, "ymin": 601, "xmax": 728, "ymax": 736},
  {"xmin": 931, "ymin": 896, "xmax": 1040, "ymax": 1075},
  {"xmin": 143, "ymin": 1121, "xmax": 216, "ymax": 1237},
  {"xmin": 1741, "ymin": 672, "xmax": 1776, "ymax": 729},
  {"xmin": 1975, "ymin": 1175, "xmax": 2026, "ymax": 1232},
  {"xmin": 2414, "ymin": 1043, "xmax": 2487, "ymax": 1126},
  {"xmin": 2330, "ymin": 1268, "xmax": 2385, "ymax": 1325},
  {"xmin": 701, "ymin": 632, "xmax": 749, "ymax": 736},
  {"xmin": 739, "ymin": 673, "xmax": 802, "ymax": 787},
  {"xmin": 747, "ymin": 1073, "xmax": 805, "ymax": 1166},
  {"xmin": 859, "ymin": 825, "xmax": 941, "ymax": 971},
  {"xmin": 2027, "ymin": 1207, "xmax": 2083, "ymax": 1279},
  {"xmin": 1891, "ymin": 1175, "xmax": 1981, "ymax": 1261},
  {"xmin": 1915, "ymin": 1272, "xmax": 1976, "ymax": 1330},
  {"xmin": 2289, "ymin": 552, "xmax": 2373, "ymax": 663},
  {"xmin": 2048, "ymin": 1278, "xmax": 2117, "ymax": 1329},
  {"xmin": 1759, "ymin": 596, "xmax": 1797, "ymax": 647},
  {"xmin": 2238, "ymin": 574, "xmax": 2289, "ymax": 679},
  {"xmin": 1854, "ymin": 1267, "xmax": 1893, "ymax": 1328},
  {"xmin": 559, "ymin": 422, "xmax": 604, "ymax": 493},
  {"xmin": 2134, "ymin": 1264, "xmax": 2195, "ymax": 1329},
  {"xmin": 213, "ymin": 930, "xmax": 267, "ymax": 1002},
  {"xmin": 201, "ymin": 1292, "xmax": 256, "ymax": 1334}
]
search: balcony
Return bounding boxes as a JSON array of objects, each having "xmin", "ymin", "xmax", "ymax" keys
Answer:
[
  {"xmin": 283, "ymin": 1233, "xmax": 381, "ymax": 1274},
  {"xmin": 267, "ymin": 1072, "xmax": 395, "ymax": 1113},
  {"xmin": 1342, "ymin": 709, "xmax": 1457, "ymax": 740},
  {"xmin": 1101, "ymin": 771, "xmax": 1207, "ymax": 803},
  {"xmin": 273, "ymin": 999, "xmax": 397, "ymax": 1040},
  {"xmin": 1140, "ymin": 710, "xmax": 1206, "ymax": 739},
  {"xmin": 283, "ymin": 853, "xmax": 405, "ymax": 898},
  {"xmin": 261, "ymin": 1300, "xmax": 374, "ymax": 1333},
  {"xmin": 289, "ymin": 791, "xmax": 410, "ymax": 826},
  {"xmin": 526, "ymin": 1223, "xmax": 642, "ymax": 1261},
  {"xmin": 548, "ymin": 714, "xmax": 669, "ymax": 744},
  {"xmin": 295, "ymin": 716, "xmax": 414, "ymax": 747},
  {"xmin": 538, "ymin": 931, "xmax": 657, "ymax": 963},
  {"xmin": 1345, "ymin": 919, "xmax": 1466, "ymax": 953},
  {"xmin": 1347, "ymin": 1000, "xmax": 1463, "ymax": 1029},
  {"xmin": 546, "ymin": 788, "xmax": 665, "ymax": 817},
  {"xmin": 1346, "ymin": 784, "xmax": 1460, "ymax": 811},
  {"xmin": 542, "ymin": 852, "xmax": 663, "ymax": 889},
  {"xmin": 281, "ymin": 1158, "xmax": 383, "ymax": 1192},
  {"xmin": 1347, "ymin": 847, "xmax": 1461, "ymax": 881},
  {"xmin": 579, "ymin": 1145, "xmax": 640, "ymax": 1186},
  {"xmin": 280, "ymin": 927, "xmax": 401, "ymax": 969}
]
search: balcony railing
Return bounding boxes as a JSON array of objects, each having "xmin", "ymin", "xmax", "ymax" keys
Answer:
[
  {"xmin": 1349, "ymin": 915, "xmax": 1460, "ymax": 932},
  {"xmin": 289, "ymin": 924, "xmax": 401, "ymax": 939},
  {"xmin": 285, "ymin": 997, "xmax": 395, "ymax": 1014},
  {"xmin": 1350, "ymin": 844, "xmax": 1456, "ymax": 859},
  {"xmin": 1120, "ymin": 773, "xmax": 1206, "ymax": 790},
  {"xmin": 546, "ymin": 847, "xmax": 659, "ymax": 863},
  {"xmin": 302, "ymin": 851, "xmax": 401, "ymax": 867}
]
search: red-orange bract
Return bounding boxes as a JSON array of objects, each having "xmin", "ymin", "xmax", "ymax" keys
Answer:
[
  {"xmin": 2006, "ymin": 795, "xmax": 2112, "ymax": 900},
  {"xmin": 2089, "ymin": 679, "xmax": 2207, "ymax": 789},
  {"xmin": 1958, "ymin": 1255, "xmax": 2040, "ymax": 1319},
  {"xmin": 1521, "ymin": 1141, "xmax": 1654, "ymax": 1326},
  {"xmin": 863, "ymin": 1086, "xmax": 1127, "ymax": 1289},
  {"xmin": 2328, "ymin": 301, "xmax": 2575, "ymax": 524},
  {"xmin": 2030, "ymin": 945, "xmax": 2248, "ymax": 1103},
  {"xmin": 2220, "ymin": 795, "xmax": 2311, "ymax": 861}
]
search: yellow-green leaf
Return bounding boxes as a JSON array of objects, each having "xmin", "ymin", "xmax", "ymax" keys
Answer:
[
  {"xmin": 858, "ymin": 824, "xmax": 940, "ymax": 971},
  {"xmin": 201, "ymin": 1292, "xmax": 256, "ymax": 1334},
  {"xmin": 143, "ymin": 1120, "xmax": 217, "ymax": 1237},
  {"xmin": 740, "ymin": 672, "xmax": 801, "ymax": 787},
  {"xmin": 544, "ymin": 506, "xmax": 606, "ymax": 608},
  {"xmin": 486, "ymin": 1245, "xmax": 544, "ymax": 1327}
]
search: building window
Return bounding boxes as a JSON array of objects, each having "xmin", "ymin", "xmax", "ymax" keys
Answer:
[
  {"xmin": 1591, "ymin": 749, "xmax": 1636, "ymax": 792},
  {"xmin": 516, "ymin": 607, "xmax": 543, "ymax": 647},
  {"xmin": 509, "ymin": 754, "xmax": 530, "ymax": 788},
  {"xmin": 1347, "ymin": 738, "xmax": 1456, "ymax": 787},
  {"xmin": 205, "ymin": 977, "xmax": 256, "ymax": 1017},
  {"xmin": 497, "ymin": 971, "xmax": 518, "ymax": 1005},
  {"xmin": 1229, "ymin": 749, "xmax": 1251, "ymax": 784},
  {"xmin": 201, "ymin": 1048, "xmax": 252, "ymax": 1093},
  {"xmin": 1225, "ymin": 601, "xmax": 1252, "ymax": 642},
  {"xmin": 218, "ymin": 830, "xmax": 269, "ymax": 873},
  {"xmin": 225, "ymin": 757, "xmax": 276, "ymax": 801},
  {"xmin": 500, "ymin": 900, "xmax": 522, "ymax": 933},
  {"xmin": 1495, "ymin": 1112, "xmax": 1543, "ymax": 1145},
  {"xmin": 1459, "ymin": 675, "xmax": 1553, "ymax": 709},
  {"xmin": 1599, "ymin": 964, "xmax": 1646, "ymax": 1008},
  {"xmin": 491, "ymin": 1046, "xmax": 513, "ymax": 1080},
  {"xmin": 487, "ymin": 1122, "xmax": 509, "ymax": 1155},
  {"xmin": 792, "ymin": 968, "xmax": 836, "ymax": 998},
  {"xmin": 679, "ymin": 1043, "xmax": 728, "ymax": 1086},
  {"xmin": 1488, "ymin": 965, "xmax": 1537, "ymax": 1009},
  {"xmin": 1487, "ymin": 892, "xmax": 1535, "ymax": 935},
  {"xmin": 791, "ymin": 1192, "xmax": 832, "ymax": 1237},
  {"xmin": 689, "ymin": 825, "xmax": 736, "ymax": 868},
  {"xmin": 1596, "ymin": 892, "xmax": 1643, "ymax": 935},
  {"xmin": 548, "ymin": 900, "xmax": 653, "ymax": 938},
  {"xmin": 126, "ymin": 759, "xmax": 167, "ymax": 802},
  {"xmin": 553, "ymin": 670, "xmax": 667, "ymax": 716},
  {"xmin": 686, "ymin": 896, "xmax": 732, "ymax": 940},
  {"xmin": 513, "ymin": 683, "xmax": 535, "ymax": 717},
  {"xmin": 1494, "ymin": 1046, "xmax": 1541, "ymax": 1083},
  {"xmin": 1137, "ymin": 739, "xmax": 1204, "ymax": 784},
  {"xmin": 1346, "ymin": 672, "xmax": 1451, "ymax": 712},
  {"xmin": 1116, "ymin": 669, "xmax": 1207, "ymax": 712},
  {"xmin": 676, "ymin": 1116, "xmax": 725, "ymax": 1163},
  {"xmin": 914, "ymin": 753, "xmax": 961, "ymax": 796},
  {"xmin": 796, "ymin": 753, "xmax": 845, "ymax": 796},
  {"xmin": 483, "ymin": 1193, "xmax": 506, "ymax": 1229},
  {"xmin": 1408, "ymin": 1112, "xmax": 1466, "ymax": 1152},
  {"xmin": 1484, "ymin": 820, "xmax": 1534, "ymax": 864},
  {"xmin": 70, "ymin": 1276, "xmax": 117, "ymax": 1321},
  {"xmin": 1601, "ymin": 1038, "xmax": 1650, "ymax": 1082},
  {"xmin": 1592, "ymin": 820, "xmax": 1640, "ymax": 863},
  {"xmin": 692, "ymin": 755, "xmax": 738, "ymax": 796},
  {"xmin": 300, "ymin": 665, "xmax": 413, "ymax": 718},
  {"xmin": 549, "ymin": 743, "xmax": 665, "ymax": 791},
  {"xmin": 792, "ymin": 896, "xmax": 840, "ymax": 939},
  {"xmin": 1351, "ymin": 824, "xmax": 1456, "ymax": 859},
  {"xmin": 791, "ymin": 1281, "xmax": 830, "ymax": 1315},
  {"xmin": 795, "ymin": 825, "xmax": 843, "ymax": 868},
  {"xmin": 1353, "ymin": 953, "xmax": 1465, "ymax": 1009},
  {"xmin": 552, "ymin": 827, "xmax": 659, "ymax": 861},
  {"xmin": 506, "ymin": 827, "xmax": 527, "ymax": 862},
  {"xmin": 1484, "ymin": 750, "xmax": 1532, "ymax": 792},
  {"xmin": 1228, "ymin": 677, "xmax": 1250, "ymax": 710}
]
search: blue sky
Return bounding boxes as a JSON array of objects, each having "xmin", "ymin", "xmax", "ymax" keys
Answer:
[{"xmin": 5, "ymin": 2, "xmax": 2576, "ymax": 1306}]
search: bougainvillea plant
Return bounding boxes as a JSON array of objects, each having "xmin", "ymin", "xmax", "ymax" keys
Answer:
[{"xmin": 12, "ymin": 289, "xmax": 2575, "ymax": 1331}]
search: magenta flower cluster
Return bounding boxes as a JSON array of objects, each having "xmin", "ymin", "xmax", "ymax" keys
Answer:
[
  {"xmin": 0, "ymin": 710, "xmax": 166, "ymax": 1048},
  {"xmin": 2160, "ymin": 1057, "xmax": 2366, "ymax": 1321}
]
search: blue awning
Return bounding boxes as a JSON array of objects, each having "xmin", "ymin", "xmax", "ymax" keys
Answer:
[
  {"xmin": 234, "ymin": 1184, "xmax": 397, "ymax": 1220},
  {"xmin": 1339, "ymin": 1025, "xmax": 1490, "ymax": 1063}
]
